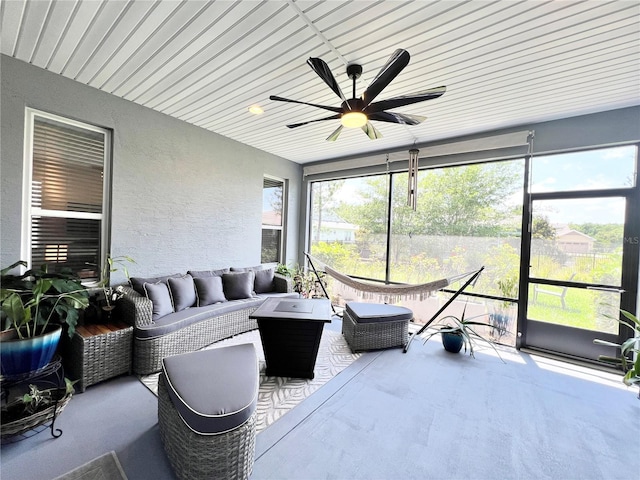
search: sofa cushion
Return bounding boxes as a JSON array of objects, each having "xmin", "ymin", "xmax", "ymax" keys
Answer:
[
  {"xmin": 143, "ymin": 282, "xmax": 175, "ymax": 320},
  {"xmin": 254, "ymin": 267, "xmax": 275, "ymax": 293},
  {"xmin": 188, "ymin": 268, "xmax": 230, "ymax": 279},
  {"xmin": 131, "ymin": 274, "xmax": 181, "ymax": 295},
  {"xmin": 230, "ymin": 265, "xmax": 264, "ymax": 273},
  {"xmin": 222, "ymin": 271, "xmax": 255, "ymax": 300},
  {"xmin": 345, "ymin": 302, "xmax": 413, "ymax": 324},
  {"xmin": 134, "ymin": 297, "xmax": 265, "ymax": 339},
  {"xmin": 230, "ymin": 264, "xmax": 276, "ymax": 274},
  {"xmin": 194, "ymin": 276, "xmax": 227, "ymax": 306},
  {"xmin": 168, "ymin": 275, "xmax": 196, "ymax": 312}
]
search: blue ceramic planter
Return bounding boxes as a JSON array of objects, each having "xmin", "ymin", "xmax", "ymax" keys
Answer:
[
  {"xmin": 0, "ymin": 325, "xmax": 62, "ymax": 376},
  {"xmin": 441, "ymin": 331, "xmax": 464, "ymax": 353}
]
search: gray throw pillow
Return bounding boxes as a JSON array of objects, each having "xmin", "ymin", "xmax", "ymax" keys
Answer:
[
  {"xmin": 188, "ymin": 268, "xmax": 230, "ymax": 279},
  {"xmin": 143, "ymin": 282, "xmax": 175, "ymax": 320},
  {"xmin": 230, "ymin": 265, "xmax": 265, "ymax": 273},
  {"xmin": 254, "ymin": 268, "xmax": 275, "ymax": 293},
  {"xmin": 130, "ymin": 274, "xmax": 181, "ymax": 295},
  {"xmin": 222, "ymin": 271, "xmax": 255, "ymax": 300},
  {"xmin": 194, "ymin": 276, "xmax": 227, "ymax": 306},
  {"xmin": 168, "ymin": 275, "xmax": 196, "ymax": 311}
]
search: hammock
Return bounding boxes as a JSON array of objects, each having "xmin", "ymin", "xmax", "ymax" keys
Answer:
[
  {"xmin": 305, "ymin": 253, "xmax": 480, "ymax": 304},
  {"xmin": 323, "ymin": 265, "xmax": 471, "ymax": 304},
  {"xmin": 304, "ymin": 254, "xmax": 485, "ymax": 353}
]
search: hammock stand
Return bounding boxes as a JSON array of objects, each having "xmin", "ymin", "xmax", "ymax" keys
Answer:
[{"xmin": 303, "ymin": 253, "xmax": 484, "ymax": 353}]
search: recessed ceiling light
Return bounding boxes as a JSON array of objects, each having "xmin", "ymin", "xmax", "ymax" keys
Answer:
[{"xmin": 248, "ymin": 105, "xmax": 264, "ymax": 115}]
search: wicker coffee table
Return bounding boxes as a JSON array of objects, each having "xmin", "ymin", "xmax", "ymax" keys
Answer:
[{"xmin": 62, "ymin": 321, "xmax": 133, "ymax": 392}]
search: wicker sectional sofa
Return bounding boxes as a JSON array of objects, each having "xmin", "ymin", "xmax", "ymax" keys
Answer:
[{"xmin": 117, "ymin": 265, "xmax": 296, "ymax": 374}]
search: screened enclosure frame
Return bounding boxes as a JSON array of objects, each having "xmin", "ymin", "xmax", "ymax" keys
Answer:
[{"xmin": 304, "ymin": 134, "xmax": 640, "ymax": 359}]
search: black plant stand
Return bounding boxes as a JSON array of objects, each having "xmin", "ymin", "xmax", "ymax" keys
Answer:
[{"xmin": 1, "ymin": 356, "xmax": 69, "ymax": 443}]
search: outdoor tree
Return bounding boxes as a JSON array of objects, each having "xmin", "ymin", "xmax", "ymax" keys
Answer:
[
  {"xmin": 311, "ymin": 180, "xmax": 345, "ymax": 242},
  {"xmin": 532, "ymin": 216, "xmax": 556, "ymax": 239},
  {"xmin": 337, "ymin": 163, "xmax": 521, "ymax": 237}
]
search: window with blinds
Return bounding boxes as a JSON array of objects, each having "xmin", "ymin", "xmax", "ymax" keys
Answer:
[
  {"xmin": 25, "ymin": 110, "xmax": 110, "ymax": 281},
  {"xmin": 261, "ymin": 176, "xmax": 286, "ymax": 263}
]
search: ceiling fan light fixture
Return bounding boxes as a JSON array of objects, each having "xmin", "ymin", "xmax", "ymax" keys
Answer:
[
  {"xmin": 341, "ymin": 111, "xmax": 368, "ymax": 128},
  {"xmin": 248, "ymin": 105, "xmax": 264, "ymax": 115}
]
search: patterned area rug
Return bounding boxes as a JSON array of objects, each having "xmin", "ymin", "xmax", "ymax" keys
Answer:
[{"xmin": 139, "ymin": 329, "xmax": 360, "ymax": 432}]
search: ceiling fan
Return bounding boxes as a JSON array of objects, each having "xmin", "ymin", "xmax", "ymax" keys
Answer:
[{"xmin": 269, "ymin": 48, "xmax": 446, "ymax": 141}]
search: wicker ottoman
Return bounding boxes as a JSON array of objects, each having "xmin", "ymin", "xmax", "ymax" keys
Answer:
[
  {"xmin": 158, "ymin": 344, "xmax": 259, "ymax": 480},
  {"xmin": 342, "ymin": 302, "xmax": 413, "ymax": 353}
]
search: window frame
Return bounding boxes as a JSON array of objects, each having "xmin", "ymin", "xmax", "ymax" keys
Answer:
[
  {"xmin": 261, "ymin": 175, "xmax": 287, "ymax": 264},
  {"xmin": 22, "ymin": 108, "xmax": 112, "ymax": 281}
]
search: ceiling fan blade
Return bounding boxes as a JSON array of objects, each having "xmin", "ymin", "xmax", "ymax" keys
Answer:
[
  {"xmin": 368, "ymin": 111, "xmax": 426, "ymax": 125},
  {"xmin": 361, "ymin": 122, "xmax": 383, "ymax": 140},
  {"xmin": 326, "ymin": 125, "xmax": 344, "ymax": 142},
  {"xmin": 269, "ymin": 95, "xmax": 342, "ymax": 113},
  {"xmin": 361, "ymin": 49, "xmax": 410, "ymax": 108},
  {"xmin": 286, "ymin": 114, "xmax": 341, "ymax": 129},
  {"xmin": 365, "ymin": 86, "xmax": 446, "ymax": 113},
  {"xmin": 307, "ymin": 57, "xmax": 346, "ymax": 102}
]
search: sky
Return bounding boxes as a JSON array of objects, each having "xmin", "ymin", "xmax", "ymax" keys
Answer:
[{"xmin": 530, "ymin": 145, "xmax": 635, "ymax": 225}]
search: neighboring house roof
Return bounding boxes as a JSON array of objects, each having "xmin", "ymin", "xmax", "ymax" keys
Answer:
[{"xmin": 555, "ymin": 227, "xmax": 596, "ymax": 242}]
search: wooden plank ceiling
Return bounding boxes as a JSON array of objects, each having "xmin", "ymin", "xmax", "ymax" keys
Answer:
[{"xmin": 2, "ymin": 0, "xmax": 639, "ymax": 164}]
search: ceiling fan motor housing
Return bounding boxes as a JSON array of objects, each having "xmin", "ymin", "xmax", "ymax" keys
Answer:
[
  {"xmin": 341, "ymin": 98, "xmax": 365, "ymax": 113},
  {"xmin": 346, "ymin": 63, "xmax": 363, "ymax": 80}
]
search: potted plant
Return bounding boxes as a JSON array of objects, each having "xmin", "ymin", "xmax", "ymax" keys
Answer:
[
  {"xmin": 97, "ymin": 254, "xmax": 134, "ymax": 322},
  {"xmin": 1, "ymin": 377, "xmax": 76, "ymax": 440},
  {"xmin": 276, "ymin": 263, "xmax": 293, "ymax": 277},
  {"xmin": 422, "ymin": 304, "xmax": 505, "ymax": 361},
  {"xmin": 292, "ymin": 266, "xmax": 327, "ymax": 299},
  {"xmin": 0, "ymin": 261, "xmax": 90, "ymax": 376},
  {"xmin": 593, "ymin": 309, "xmax": 639, "ymax": 398}
]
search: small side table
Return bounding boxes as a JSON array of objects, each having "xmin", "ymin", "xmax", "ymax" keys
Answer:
[{"xmin": 62, "ymin": 321, "xmax": 133, "ymax": 392}]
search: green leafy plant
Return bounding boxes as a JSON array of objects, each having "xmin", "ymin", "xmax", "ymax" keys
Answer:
[
  {"xmin": 276, "ymin": 263, "xmax": 293, "ymax": 277},
  {"xmin": 594, "ymin": 309, "xmax": 639, "ymax": 390},
  {"xmin": 423, "ymin": 304, "xmax": 505, "ymax": 362},
  {"xmin": 0, "ymin": 261, "xmax": 89, "ymax": 338},
  {"xmin": 100, "ymin": 254, "xmax": 135, "ymax": 308},
  {"xmin": 275, "ymin": 263, "xmax": 327, "ymax": 298},
  {"xmin": 20, "ymin": 378, "xmax": 76, "ymax": 415},
  {"xmin": 293, "ymin": 266, "xmax": 327, "ymax": 299},
  {"xmin": 496, "ymin": 276, "xmax": 518, "ymax": 305}
]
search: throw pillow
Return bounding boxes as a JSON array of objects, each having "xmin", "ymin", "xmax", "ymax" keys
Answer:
[
  {"xmin": 143, "ymin": 282, "xmax": 174, "ymax": 320},
  {"xmin": 222, "ymin": 271, "xmax": 255, "ymax": 300},
  {"xmin": 188, "ymin": 268, "xmax": 230, "ymax": 279},
  {"xmin": 130, "ymin": 274, "xmax": 181, "ymax": 295},
  {"xmin": 230, "ymin": 264, "xmax": 273, "ymax": 273},
  {"xmin": 254, "ymin": 267, "xmax": 275, "ymax": 293},
  {"xmin": 168, "ymin": 275, "xmax": 196, "ymax": 312},
  {"xmin": 194, "ymin": 276, "xmax": 227, "ymax": 306}
]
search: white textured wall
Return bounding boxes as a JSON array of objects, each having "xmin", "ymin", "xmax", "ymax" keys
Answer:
[{"xmin": 0, "ymin": 55, "xmax": 302, "ymax": 282}]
